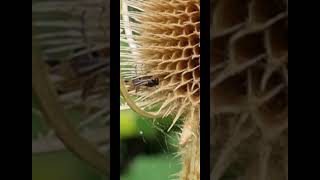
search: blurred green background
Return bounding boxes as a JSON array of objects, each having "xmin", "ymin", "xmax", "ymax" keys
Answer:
[
  {"xmin": 32, "ymin": 97, "xmax": 104, "ymax": 180},
  {"xmin": 120, "ymin": 110, "xmax": 181, "ymax": 180}
]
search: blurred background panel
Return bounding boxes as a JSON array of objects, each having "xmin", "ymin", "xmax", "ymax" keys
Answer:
[
  {"xmin": 32, "ymin": 0, "xmax": 109, "ymax": 179},
  {"xmin": 210, "ymin": 0, "xmax": 288, "ymax": 179}
]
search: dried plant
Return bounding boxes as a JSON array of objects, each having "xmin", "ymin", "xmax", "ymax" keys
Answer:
[
  {"xmin": 120, "ymin": 0, "xmax": 200, "ymax": 179},
  {"xmin": 210, "ymin": 0, "xmax": 288, "ymax": 180},
  {"xmin": 32, "ymin": 0, "xmax": 110, "ymax": 175}
]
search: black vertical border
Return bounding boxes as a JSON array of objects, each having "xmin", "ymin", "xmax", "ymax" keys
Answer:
[
  {"xmin": 109, "ymin": 0, "xmax": 120, "ymax": 179},
  {"xmin": 200, "ymin": 0, "xmax": 211, "ymax": 178}
]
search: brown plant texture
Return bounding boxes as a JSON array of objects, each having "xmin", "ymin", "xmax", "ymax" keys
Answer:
[
  {"xmin": 32, "ymin": 0, "xmax": 110, "ymax": 174},
  {"xmin": 210, "ymin": 0, "xmax": 288, "ymax": 180},
  {"xmin": 121, "ymin": 0, "xmax": 200, "ymax": 179}
]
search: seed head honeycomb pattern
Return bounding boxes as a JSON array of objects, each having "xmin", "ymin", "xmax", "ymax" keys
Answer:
[
  {"xmin": 121, "ymin": 0, "xmax": 200, "ymax": 179},
  {"xmin": 210, "ymin": 0, "xmax": 288, "ymax": 180}
]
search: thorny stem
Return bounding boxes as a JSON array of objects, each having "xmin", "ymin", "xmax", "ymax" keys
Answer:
[
  {"xmin": 180, "ymin": 110, "xmax": 200, "ymax": 180},
  {"xmin": 32, "ymin": 31, "xmax": 108, "ymax": 175}
]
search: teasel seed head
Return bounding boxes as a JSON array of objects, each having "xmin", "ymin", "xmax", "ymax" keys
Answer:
[
  {"xmin": 211, "ymin": 0, "xmax": 288, "ymax": 179},
  {"xmin": 121, "ymin": 0, "xmax": 200, "ymax": 179}
]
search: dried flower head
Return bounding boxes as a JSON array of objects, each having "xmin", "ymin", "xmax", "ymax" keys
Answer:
[
  {"xmin": 211, "ymin": 0, "xmax": 288, "ymax": 179},
  {"xmin": 121, "ymin": 0, "xmax": 200, "ymax": 179}
]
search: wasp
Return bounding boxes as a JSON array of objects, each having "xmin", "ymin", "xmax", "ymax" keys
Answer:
[
  {"xmin": 126, "ymin": 76, "xmax": 159, "ymax": 92},
  {"xmin": 132, "ymin": 77, "xmax": 159, "ymax": 87}
]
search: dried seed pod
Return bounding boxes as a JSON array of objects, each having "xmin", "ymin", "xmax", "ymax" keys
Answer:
[
  {"xmin": 211, "ymin": 0, "xmax": 288, "ymax": 180},
  {"xmin": 121, "ymin": 0, "xmax": 200, "ymax": 179}
]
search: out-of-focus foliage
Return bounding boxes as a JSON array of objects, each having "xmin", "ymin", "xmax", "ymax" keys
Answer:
[
  {"xmin": 32, "ymin": 152, "xmax": 103, "ymax": 180},
  {"xmin": 32, "ymin": 100, "xmax": 103, "ymax": 180},
  {"xmin": 121, "ymin": 154, "xmax": 181, "ymax": 180},
  {"xmin": 120, "ymin": 109, "xmax": 181, "ymax": 180}
]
